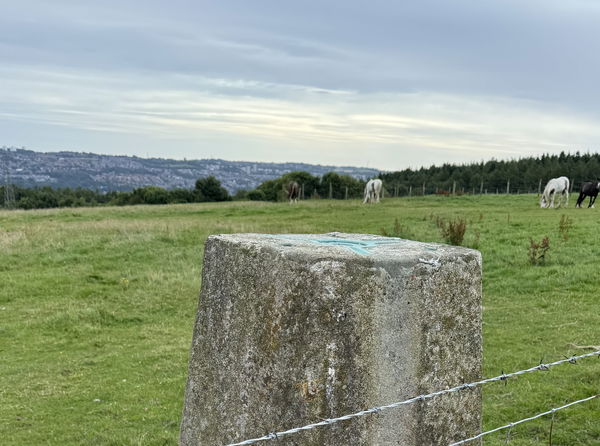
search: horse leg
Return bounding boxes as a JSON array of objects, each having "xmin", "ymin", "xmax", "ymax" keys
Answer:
[
  {"xmin": 576, "ymin": 193, "xmax": 584, "ymax": 208},
  {"xmin": 590, "ymin": 195, "xmax": 597, "ymax": 208}
]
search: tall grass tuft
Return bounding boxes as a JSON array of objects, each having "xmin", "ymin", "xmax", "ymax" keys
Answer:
[
  {"xmin": 528, "ymin": 236, "xmax": 550, "ymax": 265},
  {"xmin": 559, "ymin": 214, "xmax": 574, "ymax": 241},
  {"xmin": 434, "ymin": 216, "xmax": 467, "ymax": 246},
  {"xmin": 380, "ymin": 217, "xmax": 409, "ymax": 238}
]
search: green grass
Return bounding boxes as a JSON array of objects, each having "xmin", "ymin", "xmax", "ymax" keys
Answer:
[{"xmin": 1, "ymin": 196, "xmax": 599, "ymax": 445}]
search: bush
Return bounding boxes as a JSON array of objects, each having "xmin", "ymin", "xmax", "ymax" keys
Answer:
[
  {"xmin": 435, "ymin": 216, "xmax": 467, "ymax": 246},
  {"xmin": 194, "ymin": 176, "xmax": 230, "ymax": 202},
  {"xmin": 528, "ymin": 236, "xmax": 550, "ymax": 265},
  {"xmin": 380, "ymin": 217, "xmax": 409, "ymax": 239},
  {"xmin": 247, "ymin": 189, "xmax": 266, "ymax": 201},
  {"xmin": 558, "ymin": 215, "xmax": 574, "ymax": 241}
]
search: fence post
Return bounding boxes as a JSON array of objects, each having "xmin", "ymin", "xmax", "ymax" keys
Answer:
[
  {"xmin": 452, "ymin": 181, "xmax": 456, "ymax": 195},
  {"xmin": 538, "ymin": 179, "xmax": 542, "ymax": 195},
  {"xmin": 506, "ymin": 179, "xmax": 510, "ymax": 194},
  {"xmin": 345, "ymin": 186, "xmax": 348, "ymax": 200},
  {"xmin": 329, "ymin": 182, "xmax": 333, "ymax": 199},
  {"xmin": 422, "ymin": 183, "xmax": 426, "ymax": 196},
  {"xmin": 181, "ymin": 233, "xmax": 483, "ymax": 446},
  {"xmin": 409, "ymin": 185, "xmax": 412, "ymax": 197}
]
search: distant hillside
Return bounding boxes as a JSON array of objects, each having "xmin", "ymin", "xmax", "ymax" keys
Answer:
[{"xmin": 0, "ymin": 148, "xmax": 380, "ymax": 193}]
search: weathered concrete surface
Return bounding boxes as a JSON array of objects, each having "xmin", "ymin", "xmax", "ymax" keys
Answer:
[{"xmin": 180, "ymin": 233, "xmax": 482, "ymax": 446}]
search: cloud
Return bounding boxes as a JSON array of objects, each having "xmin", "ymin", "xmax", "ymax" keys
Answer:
[
  {"xmin": 2, "ymin": 63, "xmax": 600, "ymax": 170},
  {"xmin": 2, "ymin": 1, "xmax": 600, "ymax": 169}
]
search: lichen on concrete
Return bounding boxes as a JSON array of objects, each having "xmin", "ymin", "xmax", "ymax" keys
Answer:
[{"xmin": 180, "ymin": 233, "xmax": 482, "ymax": 445}]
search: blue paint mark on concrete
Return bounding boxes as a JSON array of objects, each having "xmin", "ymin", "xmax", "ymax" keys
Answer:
[
  {"xmin": 269, "ymin": 235, "xmax": 423, "ymax": 256},
  {"xmin": 310, "ymin": 239, "xmax": 398, "ymax": 255}
]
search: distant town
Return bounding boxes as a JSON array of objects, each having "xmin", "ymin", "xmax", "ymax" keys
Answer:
[{"xmin": 0, "ymin": 148, "xmax": 380, "ymax": 193}]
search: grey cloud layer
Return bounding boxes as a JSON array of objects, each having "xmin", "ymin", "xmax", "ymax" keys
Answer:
[{"xmin": 5, "ymin": 1, "xmax": 600, "ymax": 97}]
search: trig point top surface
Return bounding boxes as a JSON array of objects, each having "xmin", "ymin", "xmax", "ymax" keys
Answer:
[{"xmin": 208, "ymin": 232, "xmax": 478, "ymax": 262}]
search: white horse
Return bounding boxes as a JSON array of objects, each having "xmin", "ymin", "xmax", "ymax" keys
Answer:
[
  {"xmin": 287, "ymin": 181, "xmax": 299, "ymax": 204},
  {"xmin": 540, "ymin": 176, "xmax": 569, "ymax": 208},
  {"xmin": 363, "ymin": 179, "xmax": 382, "ymax": 204}
]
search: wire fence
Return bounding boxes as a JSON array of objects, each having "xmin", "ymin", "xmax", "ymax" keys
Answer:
[
  {"xmin": 224, "ymin": 350, "xmax": 600, "ymax": 446},
  {"xmin": 448, "ymin": 394, "xmax": 598, "ymax": 445}
]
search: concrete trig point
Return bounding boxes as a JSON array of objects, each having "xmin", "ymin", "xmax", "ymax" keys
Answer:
[{"xmin": 181, "ymin": 233, "xmax": 482, "ymax": 445}]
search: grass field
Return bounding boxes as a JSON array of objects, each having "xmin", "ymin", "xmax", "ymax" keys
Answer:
[{"xmin": 1, "ymin": 195, "xmax": 599, "ymax": 445}]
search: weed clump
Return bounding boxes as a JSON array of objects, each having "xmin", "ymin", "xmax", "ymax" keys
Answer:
[
  {"xmin": 558, "ymin": 215, "xmax": 574, "ymax": 241},
  {"xmin": 470, "ymin": 229, "xmax": 481, "ymax": 250},
  {"xmin": 434, "ymin": 216, "xmax": 467, "ymax": 246},
  {"xmin": 528, "ymin": 236, "xmax": 550, "ymax": 265},
  {"xmin": 381, "ymin": 217, "xmax": 408, "ymax": 238}
]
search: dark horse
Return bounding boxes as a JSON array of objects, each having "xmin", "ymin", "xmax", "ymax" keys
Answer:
[
  {"xmin": 576, "ymin": 181, "xmax": 600, "ymax": 208},
  {"xmin": 287, "ymin": 181, "xmax": 299, "ymax": 203}
]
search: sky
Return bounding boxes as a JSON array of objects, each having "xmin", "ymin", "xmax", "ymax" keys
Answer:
[{"xmin": 2, "ymin": 1, "xmax": 600, "ymax": 171}]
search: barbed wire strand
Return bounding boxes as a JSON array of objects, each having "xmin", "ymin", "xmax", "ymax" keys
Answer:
[
  {"xmin": 224, "ymin": 350, "xmax": 600, "ymax": 446},
  {"xmin": 448, "ymin": 394, "xmax": 598, "ymax": 446}
]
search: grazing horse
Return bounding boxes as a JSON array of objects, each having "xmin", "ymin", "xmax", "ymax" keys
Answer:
[
  {"xmin": 575, "ymin": 181, "xmax": 600, "ymax": 208},
  {"xmin": 363, "ymin": 179, "xmax": 382, "ymax": 204},
  {"xmin": 287, "ymin": 181, "xmax": 299, "ymax": 203},
  {"xmin": 540, "ymin": 176, "xmax": 569, "ymax": 208}
]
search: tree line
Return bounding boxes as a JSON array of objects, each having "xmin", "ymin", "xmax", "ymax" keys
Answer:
[
  {"xmin": 0, "ymin": 171, "xmax": 368, "ymax": 209},
  {"xmin": 246, "ymin": 152, "xmax": 600, "ymax": 200},
  {"xmin": 380, "ymin": 152, "xmax": 600, "ymax": 195},
  {"xmin": 3, "ymin": 152, "xmax": 600, "ymax": 209},
  {"xmin": 243, "ymin": 171, "xmax": 366, "ymax": 201},
  {"xmin": 0, "ymin": 176, "xmax": 230, "ymax": 210}
]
